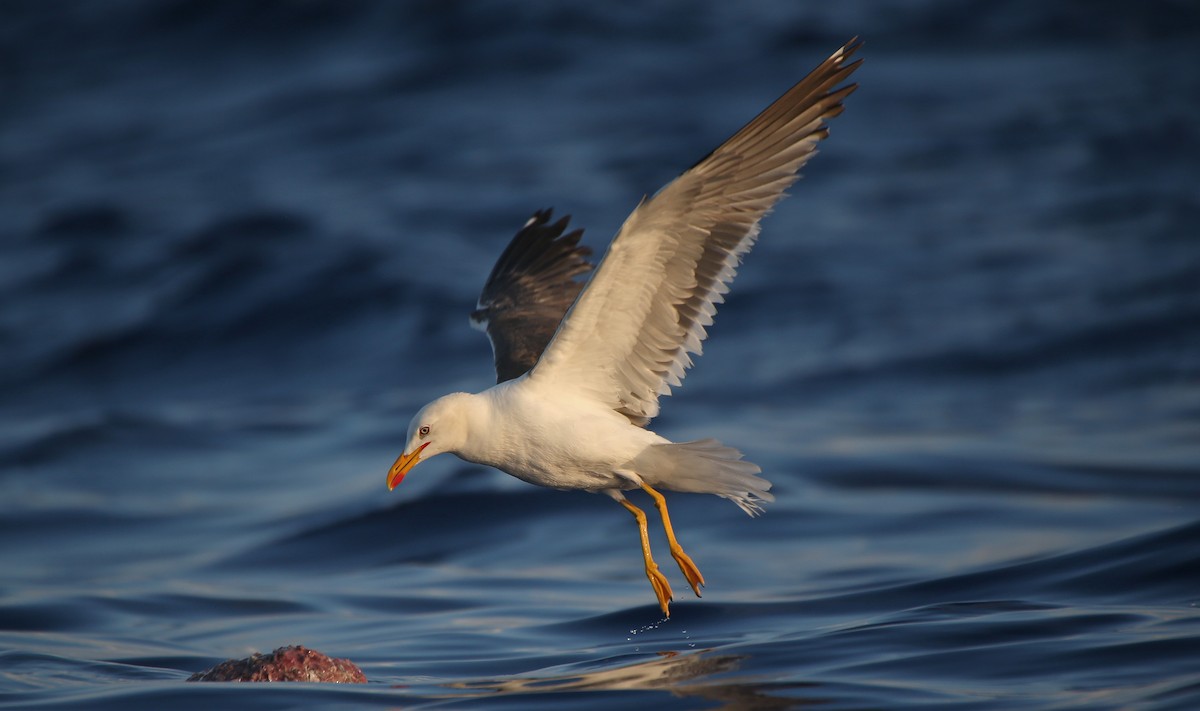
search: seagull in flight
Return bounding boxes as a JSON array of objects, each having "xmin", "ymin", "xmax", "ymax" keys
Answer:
[{"xmin": 387, "ymin": 40, "xmax": 861, "ymax": 616}]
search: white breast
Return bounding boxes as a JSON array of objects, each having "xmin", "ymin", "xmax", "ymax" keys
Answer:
[{"xmin": 467, "ymin": 377, "xmax": 665, "ymax": 491}]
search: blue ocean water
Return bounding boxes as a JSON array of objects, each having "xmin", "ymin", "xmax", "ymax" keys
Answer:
[{"xmin": 3, "ymin": 1, "xmax": 1200, "ymax": 708}]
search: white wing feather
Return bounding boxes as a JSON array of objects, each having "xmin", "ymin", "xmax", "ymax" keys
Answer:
[{"xmin": 530, "ymin": 40, "xmax": 862, "ymax": 425}]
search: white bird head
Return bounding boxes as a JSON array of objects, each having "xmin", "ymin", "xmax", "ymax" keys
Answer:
[{"xmin": 386, "ymin": 392, "xmax": 474, "ymax": 490}]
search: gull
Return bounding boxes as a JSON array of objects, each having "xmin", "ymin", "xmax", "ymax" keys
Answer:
[{"xmin": 387, "ymin": 40, "xmax": 861, "ymax": 616}]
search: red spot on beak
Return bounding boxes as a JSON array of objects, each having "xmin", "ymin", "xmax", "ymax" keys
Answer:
[{"xmin": 387, "ymin": 441, "xmax": 430, "ymax": 490}]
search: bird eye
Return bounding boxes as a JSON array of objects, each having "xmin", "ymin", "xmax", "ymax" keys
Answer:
[{"xmin": 419, "ymin": 425, "xmax": 430, "ymax": 438}]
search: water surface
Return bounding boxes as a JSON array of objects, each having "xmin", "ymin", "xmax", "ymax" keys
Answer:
[{"xmin": 3, "ymin": 1, "xmax": 1200, "ymax": 708}]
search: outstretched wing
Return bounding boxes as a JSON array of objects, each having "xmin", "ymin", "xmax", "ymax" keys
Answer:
[
  {"xmin": 530, "ymin": 40, "xmax": 862, "ymax": 425},
  {"xmin": 470, "ymin": 209, "xmax": 593, "ymax": 382}
]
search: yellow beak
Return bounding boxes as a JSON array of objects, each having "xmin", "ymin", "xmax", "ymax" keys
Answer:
[{"xmin": 387, "ymin": 442, "xmax": 429, "ymax": 490}]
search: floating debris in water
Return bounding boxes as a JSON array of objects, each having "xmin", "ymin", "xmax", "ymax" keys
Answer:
[{"xmin": 188, "ymin": 645, "xmax": 366, "ymax": 683}]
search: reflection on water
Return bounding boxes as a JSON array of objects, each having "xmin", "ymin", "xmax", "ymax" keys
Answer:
[{"xmin": 447, "ymin": 651, "xmax": 797, "ymax": 709}]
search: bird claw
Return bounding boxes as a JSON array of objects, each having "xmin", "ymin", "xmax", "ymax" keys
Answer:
[
  {"xmin": 646, "ymin": 563, "xmax": 674, "ymax": 617},
  {"xmin": 670, "ymin": 545, "xmax": 705, "ymax": 598}
]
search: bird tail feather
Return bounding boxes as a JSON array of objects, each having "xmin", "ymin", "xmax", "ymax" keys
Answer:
[{"xmin": 631, "ymin": 439, "xmax": 773, "ymax": 516}]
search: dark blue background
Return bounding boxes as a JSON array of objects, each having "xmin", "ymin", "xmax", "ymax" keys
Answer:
[{"xmin": 3, "ymin": 1, "xmax": 1199, "ymax": 708}]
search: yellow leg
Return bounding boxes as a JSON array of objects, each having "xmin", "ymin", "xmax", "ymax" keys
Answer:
[
  {"xmin": 640, "ymin": 483, "xmax": 706, "ymax": 597},
  {"xmin": 618, "ymin": 497, "xmax": 674, "ymax": 617}
]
